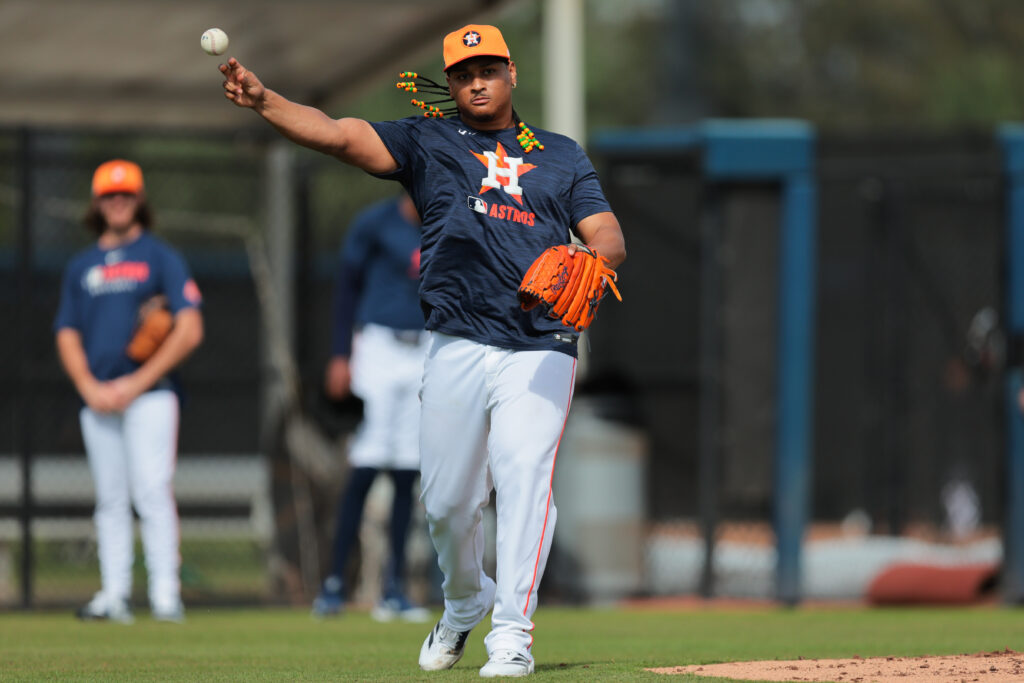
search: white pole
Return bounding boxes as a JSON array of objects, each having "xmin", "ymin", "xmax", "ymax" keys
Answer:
[
  {"xmin": 262, "ymin": 140, "xmax": 296, "ymax": 443},
  {"xmin": 543, "ymin": 0, "xmax": 591, "ymax": 369},
  {"xmin": 543, "ymin": 0, "xmax": 585, "ymax": 145},
  {"xmin": 265, "ymin": 140, "xmax": 296, "ymax": 360}
]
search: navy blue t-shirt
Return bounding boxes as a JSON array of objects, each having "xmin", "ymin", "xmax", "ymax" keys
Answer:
[
  {"xmin": 370, "ymin": 116, "xmax": 612, "ymax": 356},
  {"xmin": 54, "ymin": 231, "xmax": 202, "ymax": 382},
  {"xmin": 331, "ymin": 197, "xmax": 424, "ymax": 357}
]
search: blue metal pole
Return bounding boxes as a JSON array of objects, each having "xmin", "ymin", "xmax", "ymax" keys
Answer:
[
  {"xmin": 1002, "ymin": 125, "xmax": 1024, "ymax": 332},
  {"xmin": 774, "ymin": 171, "xmax": 817, "ymax": 604},
  {"xmin": 1000, "ymin": 124, "xmax": 1024, "ymax": 604}
]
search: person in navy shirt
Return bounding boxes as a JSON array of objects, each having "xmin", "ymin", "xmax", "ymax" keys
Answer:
[
  {"xmin": 312, "ymin": 193, "xmax": 430, "ymax": 624},
  {"xmin": 54, "ymin": 160, "xmax": 203, "ymax": 624},
  {"xmin": 220, "ymin": 23, "xmax": 625, "ymax": 677}
]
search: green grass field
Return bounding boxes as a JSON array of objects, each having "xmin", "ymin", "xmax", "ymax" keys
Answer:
[{"xmin": 1, "ymin": 604, "xmax": 1021, "ymax": 681}]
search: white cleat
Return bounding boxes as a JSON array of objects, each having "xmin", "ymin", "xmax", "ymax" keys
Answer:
[
  {"xmin": 152, "ymin": 600, "xmax": 186, "ymax": 623},
  {"xmin": 479, "ymin": 649, "xmax": 535, "ymax": 678},
  {"xmin": 370, "ymin": 595, "xmax": 431, "ymax": 623},
  {"xmin": 75, "ymin": 592, "xmax": 135, "ymax": 625},
  {"xmin": 418, "ymin": 620, "xmax": 472, "ymax": 671}
]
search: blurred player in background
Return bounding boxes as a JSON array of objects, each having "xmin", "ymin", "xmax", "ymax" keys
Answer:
[
  {"xmin": 54, "ymin": 160, "xmax": 204, "ymax": 623},
  {"xmin": 220, "ymin": 23, "xmax": 625, "ymax": 677},
  {"xmin": 312, "ymin": 192, "xmax": 430, "ymax": 623}
]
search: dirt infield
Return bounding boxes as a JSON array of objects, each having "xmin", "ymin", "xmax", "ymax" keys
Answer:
[{"xmin": 647, "ymin": 649, "xmax": 1023, "ymax": 682}]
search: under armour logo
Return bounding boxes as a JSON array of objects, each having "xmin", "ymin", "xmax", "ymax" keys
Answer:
[{"xmin": 463, "ymin": 31, "xmax": 481, "ymax": 46}]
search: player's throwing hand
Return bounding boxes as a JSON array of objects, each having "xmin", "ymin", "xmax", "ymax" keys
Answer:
[{"xmin": 220, "ymin": 58, "xmax": 265, "ymax": 109}]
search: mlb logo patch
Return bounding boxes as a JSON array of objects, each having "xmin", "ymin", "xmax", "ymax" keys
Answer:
[{"xmin": 467, "ymin": 196, "xmax": 488, "ymax": 214}]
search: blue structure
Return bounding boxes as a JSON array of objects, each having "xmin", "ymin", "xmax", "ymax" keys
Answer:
[
  {"xmin": 593, "ymin": 120, "xmax": 818, "ymax": 604},
  {"xmin": 997, "ymin": 124, "xmax": 1024, "ymax": 604}
]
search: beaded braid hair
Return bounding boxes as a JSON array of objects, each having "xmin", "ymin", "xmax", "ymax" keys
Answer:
[{"xmin": 396, "ymin": 71, "xmax": 544, "ymax": 154}]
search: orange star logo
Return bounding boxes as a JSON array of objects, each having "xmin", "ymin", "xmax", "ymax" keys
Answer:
[{"xmin": 471, "ymin": 142, "xmax": 536, "ymax": 205}]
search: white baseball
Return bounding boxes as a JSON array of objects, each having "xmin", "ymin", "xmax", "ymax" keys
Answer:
[{"xmin": 200, "ymin": 28, "xmax": 229, "ymax": 56}]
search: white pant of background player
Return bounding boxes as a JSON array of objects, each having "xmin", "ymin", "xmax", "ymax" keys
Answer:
[
  {"xmin": 419, "ymin": 332, "xmax": 577, "ymax": 662},
  {"xmin": 79, "ymin": 389, "xmax": 181, "ymax": 615},
  {"xmin": 349, "ymin": 323, "xmax": 427, "ymax": 470}
]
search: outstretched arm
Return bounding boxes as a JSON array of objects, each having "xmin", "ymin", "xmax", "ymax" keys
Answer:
[{"xmin": 220, "ymin": 58, "xmax": 399, "ymax": 175}]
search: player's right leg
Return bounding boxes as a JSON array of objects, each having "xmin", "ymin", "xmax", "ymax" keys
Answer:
[
  {"xmin": 417, "ymin": 333, "xmax": 496, "ymax": 669},
  {"xmin": 371, "ymin": 468, "xmax": 430, "ymax": 623},
  {"xmin": 313, "ymin": 466, "xmax": 378, "ymax": 617},
  {"xmin": 78, "ymin": 408, "xmax": 134, "ymax": 623}
]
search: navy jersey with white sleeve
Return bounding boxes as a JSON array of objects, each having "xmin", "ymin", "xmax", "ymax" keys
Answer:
[{"xmin": 370, "ymin": 116, "xmax": 611, "ymax": 357}]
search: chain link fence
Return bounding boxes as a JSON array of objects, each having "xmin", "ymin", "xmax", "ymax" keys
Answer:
[
  {"xmin": 581, "ymin": 132, "xmax": 1006, "ymax": 602},
  {"xmin": 1, "ymin": 124, "xmax": 1012, "ymax": 608}
]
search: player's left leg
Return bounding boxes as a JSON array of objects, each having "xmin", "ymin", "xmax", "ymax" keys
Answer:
[
  {"xmin": 386, "ymin": 469, "xmax": 417, "ymax": 588},
  {"xmin": 481, "ymin": 348, "xmax": 576, "ymax": 674},
  {"xmin": 123, "ymin": 389, "xmax": 183, "ymax": 621},
  {"xmin": 371, "ymin": 468, "xmax": 431, "ymax": 623}
]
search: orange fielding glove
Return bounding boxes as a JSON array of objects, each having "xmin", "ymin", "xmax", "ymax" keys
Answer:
[
  {"xmin": 126, "ymin": 295, "xmax": 174, "ymax": 362},
  {"xmin": 517, "ymin": 244, "xmax": 621, "ymax": 331}
]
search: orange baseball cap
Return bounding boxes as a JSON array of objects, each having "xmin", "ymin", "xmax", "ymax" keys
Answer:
[
  {"xmin": 442, "ymin": 24, "xmax": 511, "ymax": 71},
  {"xmin": 92, "ymin": 159, "xmax": 144, "ymax": 197}
]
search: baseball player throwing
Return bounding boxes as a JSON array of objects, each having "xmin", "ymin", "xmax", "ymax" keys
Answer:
[
  {"xmin": 54, "ymin": 160, "xmax": 204, "ymax": 623},
  {"xmin": 220, "ymin": 24, "xmax": 625, "ymax": 676}
]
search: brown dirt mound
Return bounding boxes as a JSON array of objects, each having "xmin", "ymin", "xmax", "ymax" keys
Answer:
[{"xmin": 647, "ymin": 648, "xmax": 1023, "ymax": 682}]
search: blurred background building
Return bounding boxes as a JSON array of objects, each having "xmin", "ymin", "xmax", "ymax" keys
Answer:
[{"xmin": 2, "ymin": 0, "xmax": 1023, "ymax": 608}]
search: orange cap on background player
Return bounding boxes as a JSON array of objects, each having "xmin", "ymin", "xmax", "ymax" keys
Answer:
[
  {"xmin": 92, "ymin": 159, "xmax": 144, "ymax": 197},
  {"xmin": 442, "ymin": 24, "xmax": 511, "ymax": 71}
]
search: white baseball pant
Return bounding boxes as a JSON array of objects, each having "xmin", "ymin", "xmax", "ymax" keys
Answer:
[
  {"xmin": 79, "ymin": 389, "xmax": 181, "ymax": 613},
  {"xmin": 348, "ymin": 322, "xmax": 428, "ymax": 470},
  {"xmin": 418, "ymin": 332, "xmax": 576, "ymax": 656}
]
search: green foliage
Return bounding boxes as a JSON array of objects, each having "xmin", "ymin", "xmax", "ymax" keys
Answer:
[
  {"xmin": 0, "ymin": 605, "xmax": 1021, "ymax": 681},
  {"xmin": 691, "ymin": 0, "xmax": 1024, "ymax": 132},
  {"xmin": 319, "ymin": 0, "xmax": 1024, "ymax": 141}
]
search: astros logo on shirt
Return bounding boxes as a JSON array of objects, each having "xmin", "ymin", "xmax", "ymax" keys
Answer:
[
  {"xmin": 471, "ymin": 142, "xmax": 536, "ymax": 205},
  {"xmin": 83, "ymin": 262, "xmax": 150, "ymax": 295}
]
